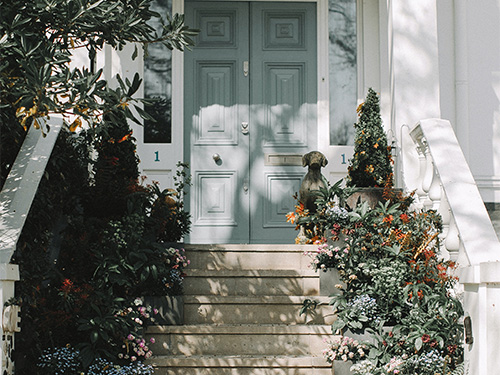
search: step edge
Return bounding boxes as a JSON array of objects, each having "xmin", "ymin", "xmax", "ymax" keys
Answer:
[
  {"xmin": 186, "ymin": 269, "xmax": 319, "ymax": 277},
  {"xmin": 147, "ymin": 354, "xmax": 331, "ymax": 368},
  {"xmin": 184, "ymin": 295, "xmax": 332, "ymax": 304},
  {"xmin": 184, "ymin": 244, "xmax": 317, "ymax": 252},
  {"xmin": 146, "ymin": 324, "xmax": 333, "ymax": 335}
]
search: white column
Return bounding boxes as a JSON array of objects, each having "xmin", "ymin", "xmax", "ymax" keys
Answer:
[
  {"xmin": 453, "ymin": 0, "xmax": 470, "ymax": 160},
  {"xmin": 389, "ymin": 0, "xmax": 441, "ymax": 132}
]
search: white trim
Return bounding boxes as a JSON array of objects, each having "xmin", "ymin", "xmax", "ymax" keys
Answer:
[
  {"xmin": 142, "ymin": 0, "xmax": 382, "ymax": 187},
  {"xmin": 317, "ymin": 0, "xmax": 329, "ymax": 153},
  {"xmin": 173, "ymin": 0, "xmax": 184, "ymax": 171}
]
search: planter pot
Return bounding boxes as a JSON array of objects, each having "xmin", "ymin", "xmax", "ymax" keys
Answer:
[
  {"xmin": 142, "ymin": 295, "xmax": 184, "ymax": 325},
  {"xmin": 325, "ymin": 231, "xmax": 347, "ymax": 248},
  {"xmin": 345, "ymin": 188, "xmax": 403, "ymax": 210},
  {"xmin": 345, "ymin": 187, "xmax": 385, "ymax": 210},
  {"xmin": 319, "ymin": 269, "xmax": 345, "ymax": 296},
  {"xmin": 344, "ymin": 329, "xmax": 377, "ymax": 345},
  {"xmin": 333, "ymin": 360, "xmax": 354, "ymax": 375}
]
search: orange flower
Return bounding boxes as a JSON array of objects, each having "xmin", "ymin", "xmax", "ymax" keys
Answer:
[
  {"xmin": 286, "ymin": 212, "xmax": 296, "ymax": 224},
  {"xmin": 383, "ymin": 215, "xmax": 394, "ymax": 224},
  {"xmin": 117, "ymin": 131, "xmax": 133, "ymax": 143}
]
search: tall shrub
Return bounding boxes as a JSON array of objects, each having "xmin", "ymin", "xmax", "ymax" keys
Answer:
[{"xmin": 347, "ymin": 88, "xmax": 393, "ymax": 188}]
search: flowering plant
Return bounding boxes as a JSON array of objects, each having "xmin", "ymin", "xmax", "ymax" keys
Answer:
[
  {"xmin": 305, "ymin": 183, "xmax": 464, "ymax": 373},
  {"xmin": 287, "ymin": 179, "xmax": 356, "ymax": 243},
  {"xmin": 323, "ymin": 336, "xmax": 369, "ymax": 364},
  {"xmin": 347, "ymin": 88, "xmax": 393, "ymax": 188},
  {"xmin": 37, "ymin": 346, "xmax": 155, "ymax": 375}
]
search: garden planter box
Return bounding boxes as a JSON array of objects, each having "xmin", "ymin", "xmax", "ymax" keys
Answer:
[
  {"xmin": 345, "ymin": 187, "xmax": 385, "ymax": 209},
  {"xmin": 319, "ymin": 269, "xmax": 345, "ymax": 296},
  {"xmin": 345, "ymin": 188, "xmax": 403, "ymax": 210},
  {"xmin": 333, "ymin": 360, "xmax": 354, "ymax": 375},
  {"xmin": 143, "ymin": 295, "xmax": 184, "ymax": 325}
]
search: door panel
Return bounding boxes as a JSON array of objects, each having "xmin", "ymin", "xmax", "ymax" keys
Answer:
[
  {"xmin": 185, "ymin": 1, "xmax": 316, "ymax": 244},
  {"xmin": 250, "ymin": 2, "xmax": 317, "ymax": 243},
  {"xmin": 185, "ymin": 2, "xmax": 250, "ymax": 243}
]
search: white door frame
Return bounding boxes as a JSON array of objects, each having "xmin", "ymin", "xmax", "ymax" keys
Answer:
[{"xmin": 129, "ymin": 0, "xmax": 386, "ymax": 190}]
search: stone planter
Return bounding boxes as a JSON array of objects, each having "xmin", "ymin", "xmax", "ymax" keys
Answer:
[
  {"xmin": 332, "ymin": 360, "xmax": 354, "ymax": 375},
  {"xmin": 345, "ymin": 187, "xmax": 385, "ymax": 209},
  {"xmin": 142, "ymin": 295, "xmax": 184, "ymax": 325},
  {"xmin": 319, "ymin": 268, "xmax": 345, "ymax": 296},
  {"xmin": 345, "ymin": 187, "xmax": 403, "ymax": 210}
]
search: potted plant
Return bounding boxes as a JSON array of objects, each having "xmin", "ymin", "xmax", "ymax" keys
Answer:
[
  {"xmin": 346, "ymin": 88, "xmax": 394, "ymax": 208},
  {"xmin": 303, "ymin": 188, "xmax": 464, "ymax": 374}
]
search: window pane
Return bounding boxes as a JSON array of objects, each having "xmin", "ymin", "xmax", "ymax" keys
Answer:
[
  {"xmin": 329, "ymin": 0, "xmax": 357, "ymax": 145},
  {"xmin": 144, "ymin": 0, "xmax": 172, "ymax": 144}
]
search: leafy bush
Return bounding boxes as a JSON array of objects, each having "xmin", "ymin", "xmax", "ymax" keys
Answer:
[
  {"xmin": 37, "ymin": 347, "xmax": 155, "ymax": 375},
  {"xmin": 302, "ymin": 184, "xmax": 464, "ymax": 374},
  {"xmin": 7, "ymin": 103, "xmax": 191, "ymax": 374}
]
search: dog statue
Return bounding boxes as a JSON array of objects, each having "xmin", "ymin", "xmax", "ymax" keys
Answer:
[{"xmin": 299, "ymin": 151, "xmax": 328, "ymax": 213}]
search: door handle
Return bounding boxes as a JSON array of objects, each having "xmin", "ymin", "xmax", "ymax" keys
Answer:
[
  {"xmin": 243, "ymin": 61, "xmax": 249, "ymax": 77},
  {"xmin": 241, "ymin": 122, "xmax": 249, "ymax": 135}
]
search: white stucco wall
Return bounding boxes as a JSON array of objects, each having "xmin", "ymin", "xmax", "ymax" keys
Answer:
[
  {"xmin": 390, "ymin": 0, "xmax": 500, "ymax": 203},
  {"xmin": 463, "ymin": 1, "xmax": 500, "ymax": 202}
]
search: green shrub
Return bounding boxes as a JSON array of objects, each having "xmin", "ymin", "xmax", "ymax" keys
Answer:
[{"xmin": 347, "ymin": 88, "xmax": 393, "ymax": 188}]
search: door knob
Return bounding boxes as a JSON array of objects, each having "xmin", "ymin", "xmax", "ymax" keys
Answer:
[
  {"xmin": 241, "ymin": 122, "xmax": 249, "ymax": 135},
  {"xmin": 212, "ymin": 153, "xmax": 221, "ymax": 162}
]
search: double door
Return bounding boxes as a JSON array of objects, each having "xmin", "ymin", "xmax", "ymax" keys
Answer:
[{"xmin": 184, "ymin": 1, "xmax": 317, "ymax": 243}]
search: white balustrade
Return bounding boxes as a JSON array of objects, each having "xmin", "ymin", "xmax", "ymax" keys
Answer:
[
  {"xmin": 400, "ymin": 118, "xmax": 500, "ymax": 375},
  {"xmin": 0, "ymin": 117, "xmax": 63, "ymax": 375}
]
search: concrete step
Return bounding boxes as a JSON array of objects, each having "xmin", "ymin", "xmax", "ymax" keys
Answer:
[
  {"xmin": 147, "ymin": 324, "xmax": 332, "ymax": 356},
  {"xmin": 184, "ymin": 244, "xmax": 316, "ymax": 271},
  {"xmin": 183, "ymin": 295, "xmax": 335, "ymax": 325},
  {"xmin": 184, "ymin": 269, "xmax": 320, "ymax": 296},
  {"xmin": 148, "ymin": 355, "xmax": 333, "ymax": 375}
]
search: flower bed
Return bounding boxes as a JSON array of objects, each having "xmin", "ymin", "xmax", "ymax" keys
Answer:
[{"xmin": 298, "ymin": 183, "xmax": 464, "ymax": 375}]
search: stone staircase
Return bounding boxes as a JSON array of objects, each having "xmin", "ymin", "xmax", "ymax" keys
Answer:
[{"xmin": 147, "ymin": 244, "xmax": 335, "ymax": 375}]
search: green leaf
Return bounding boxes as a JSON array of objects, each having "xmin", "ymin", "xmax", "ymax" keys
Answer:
[
  {"xmin": 331, "ymin": 318, "xmax": 346, "ymax": 333},
  {"xmin": 132, "ymin": 44, "xmax": 138, "ymax": 60},
  {"xmin": 415, "ymin": 337, "xmax": 423, "ymax": 351},
  {"xmin": 90, "ymin": 330, "xmax": 99, "ymax": 344}
]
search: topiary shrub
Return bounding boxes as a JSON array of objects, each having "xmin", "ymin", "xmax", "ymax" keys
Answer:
[{"xmin": 346, "ymin": 88, "xmax": 393, "ymax": 188}]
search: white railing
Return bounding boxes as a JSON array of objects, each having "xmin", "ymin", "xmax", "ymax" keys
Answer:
[
  {"xmin": 0, "ymin": 116, "xmax": 63, "ymax": 375},
  {"xmin": 400, "ymin": 118, "xmax": 500, "ymax": 375}
]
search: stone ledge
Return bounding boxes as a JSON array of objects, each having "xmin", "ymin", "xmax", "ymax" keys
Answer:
[
  {"xmin": 187, "ymin": 269, "xmax": 318, "ymax": 277},
  {"xmin": 147, "ymin": 324, "xmax": 331, "ymax": 335},
  {"xmin": 184, "ymin": 295, "xmax": 331, "ymax": 305},
  {"xmin": 459, "ymin": 262, "xmax": 500, "ymax": 284},
  {"xmin": 149, "ymin": 354, "xmax": 330, "ymax": 368},
  {"xmin": 184, "ymin": 244, "xmax": 317, "ymax": 252}
]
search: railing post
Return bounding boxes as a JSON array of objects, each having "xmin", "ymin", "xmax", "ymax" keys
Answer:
[
  {"xmin": 402, "ymin": 118, "xmax": 500, "ymax": 375},
  {"xmin": 0, "ymin": 264, "xmax": 20, "ymax": 375},
  {"xmin": 0, "ymin": 116, "xmax": 63, "ymax": 372}
]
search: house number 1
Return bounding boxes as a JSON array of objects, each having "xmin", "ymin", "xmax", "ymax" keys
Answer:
[
  {"xmin": 154, "ymin": 151, "xmax": 160, "ymax": 162},
  {"xmin": 341, "ymin": 153, "xmax": 347, "ymax": 165}
]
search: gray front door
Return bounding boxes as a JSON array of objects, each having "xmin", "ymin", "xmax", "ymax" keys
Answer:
[{"xmin": 185, "ymin": 1, "xmax": 317, "ymax": 244}]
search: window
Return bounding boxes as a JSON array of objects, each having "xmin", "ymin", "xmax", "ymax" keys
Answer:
[
  {"xmin": 144, "ymin": 0, "xmax": 172, "ymax": 143},
  {"xmin": 328, "ymin": 0, "xmax": 357, "ymax": 145}
]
